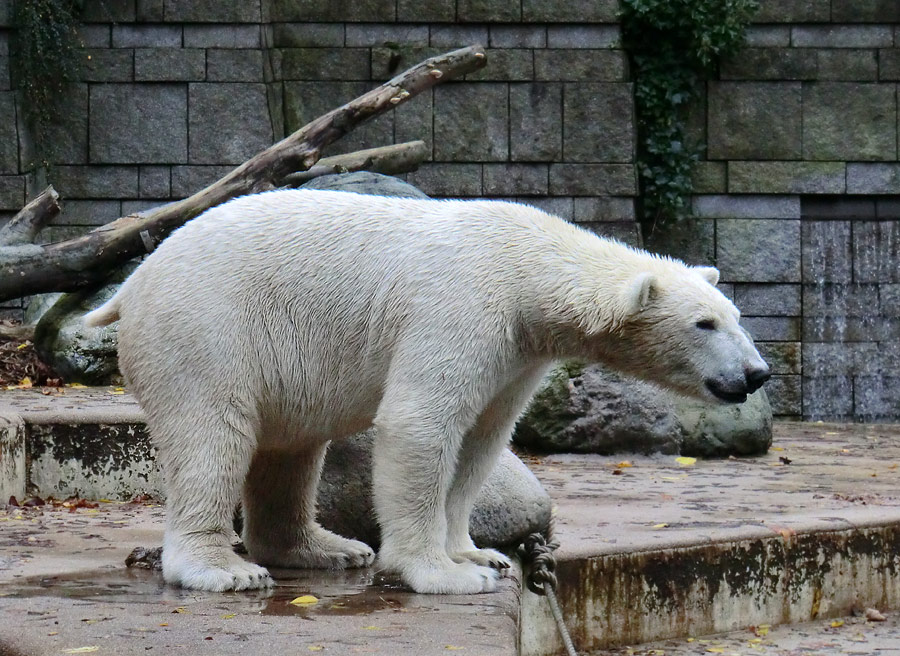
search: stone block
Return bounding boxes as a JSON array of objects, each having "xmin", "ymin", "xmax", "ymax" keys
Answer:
[
  {"xmin": 534, "ymin": 50, "xmax": 627, "ymax": 81},
  {"xmin": 457, "ymin": 0, "xmax": 520, "ymax": 22},
  {"xmin": 740, "ymin": 316, "xmax": 801, "ymax": 341},
  {"xmin": 854, "ymin": 377, "xmax": 900, "ymax": 420},
  {"xmin": 53, "ymin": 199, "xmax": 121, "ymax": 226},
  {"xmin": 547, "ymin": 25, "xmax": 619, "ymax": 49},
  {"xmin": 803, "ymin": 83, "xmax": 897, "ymax": 161},
  {"xmin": 847, "ymin": 163, "xmax": 900, "ymax": 194},
  {"xmin": 802, "ymin": 197, "xmax": 876, "ymax": 219},
  {"xmin": 51, "ymin": 166, "xmax": 139, "ymax": 199},
  {"xmin": 184, "ymin": 25, "xmax": 261, "ymax": 48},
  {"xmin": 207, "ymin": 49, "xmax": 263, "ymax": 81},
  {"xmin": 883, "ymin": 285, "xmax": 900, "ymax": 315},
  {"xmin": 36, "ymin": 84, "xmax": 89, "ymax": 166},
  {"xmin": 283, "ymin": 81, "xmax": 393, "ymax": 155},
  {"xmin": 170, "ymin": 165, "xmax": 232, "ymax": 197},
  {"xmin": 792, "ymin": 26, "xmax": 893, "ymax": 48},
  {"xmin": 136, "ymin": 0, "xmax": 163, "ymax": 21},
  {"xmin": 802, "ymin": 342, "xmax": 879, "ymax": 377},
  {"xmin": 580, "ymin": 222, "xmax": 641, "ymax": 247},
  {"xmin": 76, "ymin": 25, "xmax": 111, "ymax": 47},
  {"xmin": 549, "ymin": 164, "xmax": 637, "ymax": 196},
  {"xmin": 0, "ymin": 175, "xmax": 23, "ymax": 209},
  {"xmin": 0, "ymin": 414, "xmax": 25, "ymax": 501},
  {"xmin": 466, "ymin": 49, "xmax": 533, "ymax": 81},
  {"xmin": 134, "ymin": 48, "xmax": 206, "ymax": 81},
  {"xmin": 728, "ymin": 161, "xmax": 845, "ymax": 194},
  {"xmin": 720, "ymin": 49, "xmax": 816, "ymax": 81},
  {"xmin": 0, "ymin": 56, "xmax": 9, "ymax": 90},
  {"xmin": 434, "ymin": 84, "xmax": 508, "ymax": 162},
  {"xmin": 163, "ymin": 0, "xmax": 262, "ymax": 22},
  {"xmin": 757, "ymin": 342, "xmax": 802, "ymax": 375},
  {"xmin": 692, "ymin": 195, "xmax": 800, "ymax": 219},
  {"xmin": 691, "ymin": 162, "xmax": 727, "ymax": 194},
  {"xmin": 717, "ymin": 219, "xmax": 801, "ymax": 283},
  {"xmin": 831, "ymin": 0, "xmax": 900, "ymax": 22},
  {"xmin": 76, "ymin": 49, "xmax": 134, "ymax": 82},
  {"xmin": 877, "ymin": 198, "xmax": 900, "ymax": 219},
  {"xmin": 396, "ymin": 0, "xmax": 455, "ymax": 22},
  {"xmin": 188, "ymin": 83, "xmax": 272, "ymax": 165},
  {"xmin": 744, "ymin": 27, "xmax": 791, "ymax": 47},
  {"xmin": 122, "ymin": 199, "xmax": 165, "ymax": 215},
  {"xmin": 563, "ymin": 83, "xmax": 634, "ymax": 163},
  {"xmin": 482, "ymin": 164, "xmax": 547, "ymax": 196},
  {"xmin": 393, "ymin": 88, "xmax": 433, "ymax": 151},
  {"xmin": 854, "ymin": 221, "xmax": 900, "ymax": 283},
  {"xmin": 734, "ymin": 284, "xmax": 802, "ymax": 316},
  {"xmin": 754, "ymin": 0, "xmax": 830, "ymax": 22},
  {"xmin": 406, "ymin": 163, "xmax": 482, "ymax": 197},
  {"xmin": 816, "ymin": 50, "xmax": 877, "ymax": 81},
  {"xmin": 880, "ymin": 49, "xmax": 900, "ymax": 80},
  {"xmin": 766, "ymin": 375, "xmax": 801, "ymax": 415},
  {"xmin": 370, "ymin": 46, "xmax": 444, "ymax": 81},
  {"xmin": 345, "ymin": 24, "xmax": 429, "ymax": 47},
  {"xmin": 708, "ymin": 82, "xmax": 801, "ymax": 160},
  {"xmin": 280, "ymin": 48, "xmax": 370, "ymax": 80},
  {"xmin": 519, "ymin": 196, "xmax": 573, "ymax": 221},
  {"xmin": 90, "ymin": 84, "xmax": 187, "ymax": 164},
  {"xmin": 522, "ymin": 0, "xmax": 618, "ymax": 22},
  {"xmin": 428, "ymin": 25, "xmax": 487, "ymax": 48},
  {"xmin": 113, "ymin": 24, "xmax": 181, "ymax": 48},
  {"xmin": 802, "ymin": 376, "xmax": 853, "ymax": 419},
  {"xmin": 82, "ymin": 1, "xmax": 136, "ymax": 22},
  {"xmin": 0, "ymin": 92, "xmax": 16, "ymax": 173},
  {"xmin": 489, "ymin": 25, "xmax": 546, "ymax": 49},
  {"xmin": 801, "ymin": 221, "xmax": 852, "ymax": 283},
  {"xmin": 802, "ymin": 315, "xmax": 900, "ymax": 342},
  {"xmin": 272, "ymin": 23, "xmax": 344, "ymax": 47},
  {"xmin": 572, "ymin": 197, "xmax": 635, "ymax": 222},
  {"xmin": 643, "ymin": 218, "xmax": 715, "ymax": 266},
  {"xmin": 803, "ymin": 283, "xmax": 880, "ymax": 317},
  {"xmin": 510, "ymin": 83, "xmax": 562, "ymax": 161},
  {"xmin": 138, "ymin": 166, "xmax": 170, "ymax": 198}
]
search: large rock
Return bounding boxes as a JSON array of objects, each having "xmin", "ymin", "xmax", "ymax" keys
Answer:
[
  {"xmin": 513, "ymin": 362, "xmax": 772, "ymax": 458},
  {"xmin": 318, "ymin": 431, "xmax": 551, "ymax": 548}
]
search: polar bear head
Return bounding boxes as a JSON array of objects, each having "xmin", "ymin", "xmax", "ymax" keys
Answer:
[{"xmin": 599, "ymin": 264, "xmax": 770, "ymax": 404}]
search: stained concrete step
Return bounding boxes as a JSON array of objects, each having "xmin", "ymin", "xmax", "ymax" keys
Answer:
[{"xmin": 3, "ymin": 389, "xmax": 900, "ymax": 655}]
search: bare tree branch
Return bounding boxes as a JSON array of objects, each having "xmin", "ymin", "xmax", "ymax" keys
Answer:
[
  {"xmin": 0, "ymin": 186, "xmax": 60, "ymax": 247},
  {"xmin": 281, "ymin": 141, "xmax": 428, "ymax": 187}
]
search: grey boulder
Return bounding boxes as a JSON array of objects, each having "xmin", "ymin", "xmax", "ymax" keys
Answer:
[{"xmin": 513, "ymin": 362, "xmax": 772, "ymax": 457}]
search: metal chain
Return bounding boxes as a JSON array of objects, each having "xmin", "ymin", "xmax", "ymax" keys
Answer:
[{"xmin": 518, "ymin": 533, "xmax": 578, "ymax": 656}]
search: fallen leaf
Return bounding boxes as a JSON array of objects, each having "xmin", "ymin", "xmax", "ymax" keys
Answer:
[
  {"xmin": 754, "ymin": 625, "xmax": 770, "ymax": 637},
  {"xmin": 290, "ymin": 595, "xmax": 319, "ymax": 606},
  {"xmin": 706, "ymin": 648, "xmax": 724, "ymax": 654},
  {"xmin": 62, "ymin": 649, "xmax": 99, "ymax": 654},
  {"xmin": 890, "ymin": 464, "xmax": 898, "ymax": 470},
  {"xmin": 308, "ymin": 647, "xmax": 324, "ymax": 652},
  {"xmin": 445, "ymin": 647, "xmax": 465, "ymax": 651},
  {"xmin": 66, "ymin": 382, "xmax": 87, "ymax": 389},
  {"xmin": 171, "ymin": 607, "xmax": 189, "ymax": 614},
  {"xmin": 676, "ymin": 457, "xmax": 696, "ymax": 467},
  {"xmin": 220, "ymin": 613, "xmax": 236, "ymax": 619},
  {"xmin": 16, "ymin": 342, "xmax": 28, "ymax": 350},
  {"xmin": 771, "ymin": 446, "xmax": 785, "ymax": 451},
  {"xmin": 16, "ymin": 377, "xmax": 32, "ymax": 388},
  {"xmin": 865, "ymin": 607, "xmax": 886, "ymax": 621},
  {"xmin": 158, "ymin": 623, "xmax": 168, "ymax": 627},
  {"xmin": 652, "ymin": 523, "xmax": 668, "ymax": 529},
  {"xmin": 617, "ymin": 461, "xmax": 634, "ymax": 468},
  {"xmin": 830, "ymin": 619, "xmax": 844, "ymax": 628},
  {"xmin": 612, "ymin": 469, "xmax": 623, "ymax": 475},
  {"xmin": 362, "ymin": 625, "xmax": 382, "ymax": 630}
]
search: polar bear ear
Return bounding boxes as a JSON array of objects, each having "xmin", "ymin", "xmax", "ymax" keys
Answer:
[
  {"xmin": 624, "ymin": 272, "xmax": 658, "ymax": 314},
  {"xmin": 694, "ymin": 266, "xmax": 720, "ymax": 286}
]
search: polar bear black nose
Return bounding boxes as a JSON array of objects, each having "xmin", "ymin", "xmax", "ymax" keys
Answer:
[{"xmin": 745, "ymin": 366, "xmax": 771, "ymax": 393}]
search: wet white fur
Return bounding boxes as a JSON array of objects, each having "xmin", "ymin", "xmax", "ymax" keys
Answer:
[{"xmin": 85, "ymin": 189, "xmax": 764, "ymax": 594}]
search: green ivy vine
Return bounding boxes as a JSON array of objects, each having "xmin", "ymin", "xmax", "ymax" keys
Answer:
[
  {"xmin": 11, "ymin": 0, "xmax": 84, "ymax": 168},
  {"xmin": 621, "ymin": 0, "xmax": 758, "ymax": 227}
]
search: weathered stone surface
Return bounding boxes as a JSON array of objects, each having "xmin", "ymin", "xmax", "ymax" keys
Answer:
[
  {"xmin": 803, "ymin": 375, "xmax": 853, "ymax": 419},
  {"xmin": 766, "ymin": 375, "xmax": 801, "ymax": 415},
  {"xmin": 802, "ymin": 283, "xmax": 880, "ymax": 318},
  {"xmin": 51, "ymin": 166, "xmax": 139, "ymax": 199},
  {"xmin": 482, "ymin": 164, "xmax": 548, "ymax": 196},
  {"xmin": 563, "ymin": 83, "xmax": 634, "ymax": 163},
  {"xmin": 522, "ymin": 0, "xmax": 618, "ymax": 22},
  {"xmin": 112, "ymin": 24, "xmax": 181, "ymax": 48},
  {"xmin": 534, "ymin": 50, "xmax": 627, "ymax": 81},
  {"xmin": 53, "ymin": 200, "xmax": 121, "ymax": 226},
  {"xmin": 757, "ymin": 342, "xmax": 802, "ymax": 375},
  {"xmin": 801, "ymin": 220, "xmax": 852, "ymax": 283},
  {"xmin": 734, "ymin": 284, "xmax": 802, "ymax": 316},
  {"xmin": 90, "ymin": 84, "xmax": 187, "ymax": 164},
  {"xmin": 549, "ymin": 164, "xmax": 636, "ymax": 196},
  {"xmin": 138, "ymin": 166, "xmax": 170, "ymax": 198},
  {"xmin": 716, "ymin": 219, "xmax": 801, "ymax": 283},
  {"xmin": 490, "ymin": 25, "xmax": 546, "ymax": 48},
  {"xmin": 457, "ymin": 0, "xmax": 520, "ymax": 22},
  {"xmin": 136, "ymin": 0, "xmax": 164, "ymax": 22},
  {"xmin": 0, "ymin": 176, "xmax": 23, "ymax": 210},
  {"xmin": 170, "ymin": 165, "xmax": 232, "ymax": 197},
  {"xmin": 880, "ymin": 49, "xmax": 900, "ymax": 81},
  {"xmin": 547, "ymin": 25, "xmax": 619, "ymax": 49},
  {"xmin": 720, "ymin": 49, "xmax": 816, "ymax": 80},
  {"xmin": 803, "ymin": 83, "xmax": 897, "ymax": 161},
  {"xmin": 370, "ymin": 46, "xmax": 444, "ymax": 81},
  {"xmin": 741, "ymin": 316, "xmax": 801, "ymax": 341},
  {"xmin": 580, "ymin": 221, "xmax": 641, "ymax": 246},
  {"xmin": 395, "ymin": 0, "xmax": 455, "ymax": 22},
  {"xmin": 802, "ymin": 197, "xmax": 876, "ymax": 219},
  {"xmin": 745, "ymin": 26, "xmax": 791, "ymax": 47},
  {"xmin": 691, "ymin": 162, "xmax": 727, "ymax": 194},
  {"xmin": 847, "ymin": 163, "xmax": 900, "ymax": 194},
  {"xmin": 831, "ymin": 0, "xmax": 900, "ymax": 22},
  {"xmin": 754, "ymin": 0, "xmax": 830, "ymax": 22},
  {"xmin": 318, "ymin": 433, "xmax": 551, "ymax": 548},
  {"xmin": 644, "ymin": 218, "xmax": 715, "ymax": 267},
  {"xmin": 434, "ymin": 84, "xmax": 508, "ymax": 162},
  {"xmin": 816, "ymin": 50, "xmax": 877, "ymax": 81},
  {"xmin": 188, "ymin": 83, "xmax": 272, "ymax": 164},
  {"xmin": 266, "ymin": 0, "xmax": 395, "ymax": 21},
  {"xmin": 520, "ymin": 196, "xmax": 574, "ymax": 221},
  {"xmin": 0, "ymin": 92, "xmax": 20, "ymax": 172},
  {"xmin": 513, "ymin": 363, "xmax": 772, "ymax": 458},
  {"xmin": 279, "ymin": 48, "xmax": 370, "ymax": 80},
  {"xmin": 708, "ymin": 82, "xmax": 801, "ymax": 160},
  {"xmin": 728, "ymin": 161, "xmax": 845, "ymax": 194},
  {"xmin": 466, "ymin": 49, "xmax": 533, "ymax": 81},
  {"xmin": 854, "ymin": 221, "xmax": 900, "ymax": 283},
  {"xmin": 184, "ymin": 25, "xmax": 260, "ymax": 48},
  {"xmin": 81, "ymin": 1, "xmax": 136, "ymax": 22},
  {"xmin": 0, "ymin": 413, "xmax": 25, "ymax": 501},
  {"xmin": 426, "ymin": 25, "xmax": 485, "ymax": 47},
  {"xmin": 272, "ymin": 23, "xmax": 344, "ymax": 47},
  {"xmin": 406, "ymin": 163, "xmax": 482, "ymax": 197},
  {"xmin": 692, "ymin": 195, "xmax": 800, "ymax": 219},
  {"xmin": 572, "ymin": 197, "xmax": 635, "ymax": 223},
  {"xmin": 510, "ymin": 83, "xmax": 563, "ymax": 162},
  {"xmin": 163, "ymin": 0, "xmax": 261, "ymax": 22},
  {"xmin": 300, "ymin": 171, "xmax": 429, "ymax": 199},
  {"xmin": 206, "ymin": 49, "xmax": 261, "ymax": 81},
  {"xmin": 791, "ymin": 26, "xmax": 893, "ymax": 48},
  {"xmin": 76, "ymin": 49, "xmax": 133, "ymax": 82},
  {"xmin": 134, "ymin": 48, "xmax": 205, "ymax": 82}
]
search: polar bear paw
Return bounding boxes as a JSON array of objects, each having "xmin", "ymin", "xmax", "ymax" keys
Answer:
[
  {"xmin": 451, "ymin": 548, "xmax": 512, "ymax": 572},
  {"xmin": 163, "ymin": 546, "xmax": 274, "ymax": 592},
  {"xmin": 402, "ymin": 560, "xmax": 500, "ymax": 594},
  {"xmin": 253, "ymin": 528, "xmax": 375, "ymax": 570}
]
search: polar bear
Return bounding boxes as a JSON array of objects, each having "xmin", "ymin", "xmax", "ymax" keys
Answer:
[{"xmin": 84, "ymin": 189, "xmax": 769, "ymax": 595}]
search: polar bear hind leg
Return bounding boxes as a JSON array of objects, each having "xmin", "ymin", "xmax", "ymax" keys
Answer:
[{"xmin": 242, "ymin": 442, "xmax": 375, "ymax": 569}]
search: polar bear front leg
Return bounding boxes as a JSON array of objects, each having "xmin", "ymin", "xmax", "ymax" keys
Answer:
[
  {"xmin": 156, "ymin": 413, "xmax": 273, "ymax": 592},
  {"xmin": 373, "ymin": 393, "xmax": 500, "ymax": 595},
  {"xmin": 242, "ymin": 443, "xmax": 375, "ymax": 569}
]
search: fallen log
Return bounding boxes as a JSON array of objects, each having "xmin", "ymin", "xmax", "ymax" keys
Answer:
[
  {"xmin": 0, "ymin": 45, "xmax": 486, "ymax": 303},
  {"xmin": 281, "ymin": 140, "xmax": 428, "ymax": 187}
]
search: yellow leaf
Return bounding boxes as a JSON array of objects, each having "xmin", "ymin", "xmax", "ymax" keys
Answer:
[
  {"xmin": 830, "ymin": 619, "xmax": 844, "ymax": 628},
  {"xmin": 290, "ymin": 595, "xmax": 319, "ymax": 606},
  {"xmin": 158, "ymin": 623, "xmax": 168, "ymax": 627},
  {"xmin": 445, "ymin": 647, "xmax": 465, "ymax": 651},
  {"xmin": 17, "ymin": 377, "xmax": 32, "ymax": 388},
  {"xmin": 617, "ymin": 461, "xmax": 634, "ymax": 468},
  {"xmin": 755, "ymin": 624, "xmax": 769, "ymax": 636},
  {"xmin": 171, "ymin": 607, "xmax": 189, "ymax": 614},
  {"xmin": 652, "ymin": 523, "xmax": 668, "ymax": 529},
  {"xmin": 308, "ymin": 647, "xmax": 324, "ymax": 652},
  {"xmin": 362, "ymin": 625, "xmax": 382, "ymax": 630},
  {"xmin": 62, "ymin": 649, "xmax": 99, "ymax": 654},
  {"xmin": 771, "ymin": 446, "xmax": 784, "ymax": 451},
  {"xmin": 67, "ymin": 383, "xmax": 87, "ymax": 388},
  {"xmin": 676, "ymin": 457, "xmax": 696, "ymax": 467},
  {"xmin": 749, "ymin": 638, "xmax": 762, "ymax": 643},
  {"xmin": 706, "ymin": 648, "xmax": 724, "ymax": 654},
  {"xmin": 220, "ymin": 613, "xmax": 236, "ymax": 619},
  {"xmin": 16, "ymin": 342, "xmax": 28, "ymax": 350}
]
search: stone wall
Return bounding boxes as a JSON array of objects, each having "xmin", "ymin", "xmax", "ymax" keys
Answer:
[{"xmin": 0, "ymin": 0, "xmax": 898, "ymax": 421}]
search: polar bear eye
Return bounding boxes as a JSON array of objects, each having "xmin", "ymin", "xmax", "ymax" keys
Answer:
[{"xmin": 696, "ymin": 319, "xmax": 716, "ymax": 331}]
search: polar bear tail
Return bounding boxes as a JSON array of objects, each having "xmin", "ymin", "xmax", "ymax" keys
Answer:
[{"xmin": 83, "ymin": 296, "xmax": 121, "ymax": 327}]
